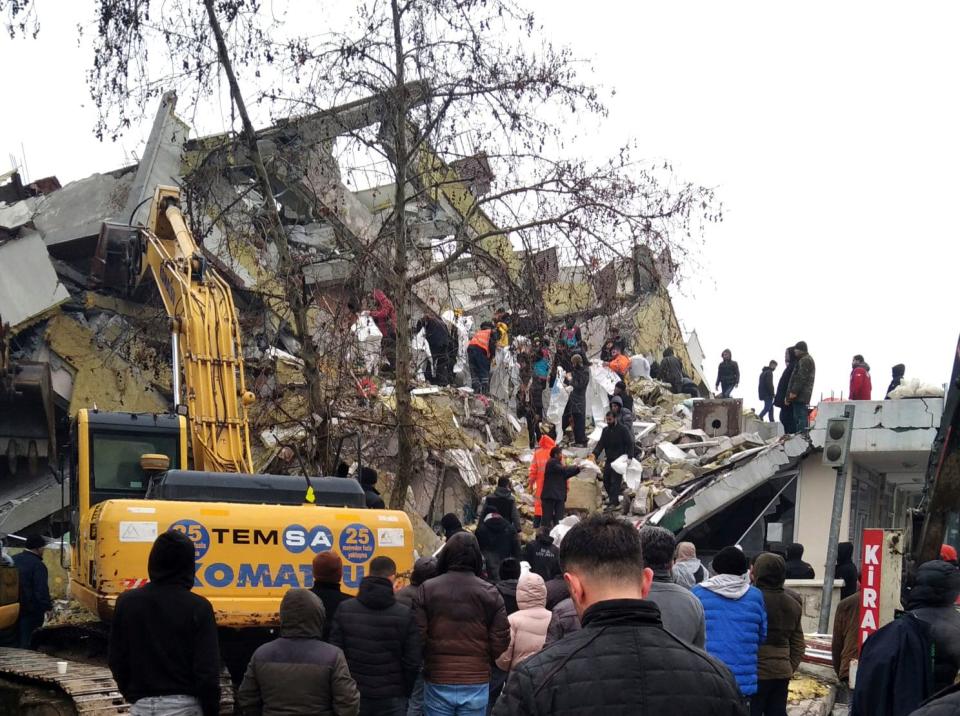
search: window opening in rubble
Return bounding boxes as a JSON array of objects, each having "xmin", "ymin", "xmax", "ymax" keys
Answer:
[{"xmin": 90, "ymin": 431, "xmax": 178, "ymax": 495}]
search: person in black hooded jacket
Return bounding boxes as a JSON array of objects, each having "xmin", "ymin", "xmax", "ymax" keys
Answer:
[
  {"xmin": 905, "ymin": 560, "xmax": 960, "ymax": 693},
  {"xmin": 774, "ymin": 347, "xmax": 796, "ymax": 434},
  {"xmin": 476, "ymin": 511, "xmax": 520, "ymax": 581},
  {"xmin": 108, "ymin": 530, "xmax": 221, "ymax": 716},
  {"xmin": 496, "ymin": 558, "xmax": 522, "ymax": 615},
  {"xmin": 359, "ymin": 467, "xmax": 386, "ymax": 509},
  {"xmin": 330, "ymin": 556, "xmax": 422, "ymax": 715},
  {"xmin": 784, "ymin": 543, "xmax": 815, "ymax": 580},
  {"xmin": 522, "ymin": 529, "xmax": 562, "ymax": 581},
  {"xmin": 835, "ymin": 542, "xmax": 859, "ymax": 600}
]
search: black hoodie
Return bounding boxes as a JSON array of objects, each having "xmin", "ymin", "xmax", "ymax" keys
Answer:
[
  {"xmin": 108, "ymin": 530, "xmax": 221, "ymax": 716},
  {"xmin": 330, "ymin": 576, "xmax": 422, "ymax": 699},
  {"xmin": 784, "ymin": 543, "xmax": 815, "ymax": 580},
  {"xmin": 522, "ymin": 534, "xmax": 562, "ymax": 581},
  {"xmin": 835, "ymin": 542, "xmax": 859, "ymax": 600},
  {"xmin": 476, "ymin": 514, "xmax": 520, "ymax": 580}
]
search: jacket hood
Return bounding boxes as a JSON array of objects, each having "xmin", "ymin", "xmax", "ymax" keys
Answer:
[
  {"xmin": 482, "ymin": 513, "xmax": 510, "ymax": 533},
  {"xmin": 610, "ymin": 395, "xmax": 624, "ymax": 408},
  {"xmin": 147, "ymin": 530, "xmax": 196, "ymax": 589},
  {"xmin": 892, "ymin": 364, "xmax": 906, "ymax": 378},
  {"xmin": 837, "ymin": 542, "xmax": 854, "ymax": 564},
  {"xmin": 785, "ymin": 543, "xmax": 804, "ymax": 560},
  {"xmin": 493, "ymin": 485, "xmax": 514, "ymax": 500},
  {"xmin": 700, "ymin": 573, "xmax": 751, "ymax": 599},
  {"xmin": 357, "ymin": 575, "xmax": 396, "ymax": 610},
  {"xmin": 754, "ymin": 553, "xmax": 787, "ymax": 590},
  {"xmin": 517, "ymin": 572, "xmax": 547, "ymax": 610},
  {"xmin": 372, "ymin": 288, "xmax": 390, "ymax": 306},
  {"xmin": 279, "ymin": 588, "xmax": 325, "ymax": 638},
  {"xmin": 438, "ymin": 531, "xmax": 483, "ymax": 576},
  {"xmin": 673, "ymin": 557, "xmax": 703, "ymax": 576},
  {"xmin": 906, "ymin": 560, "xmax": 960, "ymax": 609},
  {"xmin": 410, "ymin": 557, "xmax": 439, "ymax": 587},
  {"xmin": 535, "ymin": 533, "xmax": 555, "ymax": 547},
  {"xmin": 537, "ymin": 434, "xmax": 556, "ymax": 450}
]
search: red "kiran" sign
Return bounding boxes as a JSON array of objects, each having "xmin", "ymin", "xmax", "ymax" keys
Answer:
[{"xmin": 858, "ymin": 528, "xmax": 883, "ymax": 650}]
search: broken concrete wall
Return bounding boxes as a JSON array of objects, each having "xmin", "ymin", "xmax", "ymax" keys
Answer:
[{"xmin": 0, "ymin": 232, "xmax": 70, "ymax": 331}]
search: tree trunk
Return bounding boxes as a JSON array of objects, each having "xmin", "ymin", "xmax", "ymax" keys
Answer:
[
  {"xmin": 389, "ymin": 0, "xmax": 414, "ymax": 509},
  {"xmin": 202, "ymin": 0, "xmax": 325, "ymax": 473}
]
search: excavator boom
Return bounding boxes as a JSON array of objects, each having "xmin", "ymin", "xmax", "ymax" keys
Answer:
[{"xmin": 93, "ymin": 186, "xmax": 254, "ymax": 473}]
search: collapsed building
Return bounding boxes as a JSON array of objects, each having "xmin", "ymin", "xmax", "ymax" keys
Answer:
[{"xmin": 0, "ymin": 86, "xmax": 745, "ymax": 553}]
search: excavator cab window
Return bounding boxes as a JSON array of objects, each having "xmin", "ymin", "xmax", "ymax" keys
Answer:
[{"xmin": 90, "ymin": 429, "xmax": 178, "ymax": 502}]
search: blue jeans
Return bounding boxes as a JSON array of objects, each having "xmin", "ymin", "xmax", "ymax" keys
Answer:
[
  {"xmin": 720, "ymin": 384, "xmax": 734, "ymax": 398},
  {"xmin": 131, "ymin": 695, "xmax": 202, "ymax": 716},
  {"xmin": 792, "ymin": 402, "xmax": 809, "ymax": 431},
  {"xmin": 423, "ymin": 681, "xmax": 488, "ymax": 716},
  {"xmin": 758, "ymin": 398, "xmax": 774, "ymax": 421}
]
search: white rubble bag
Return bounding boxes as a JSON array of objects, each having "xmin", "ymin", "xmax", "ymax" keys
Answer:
[
  {"xmin": 888, "ymin": 378, "xmax": 945, "ymax": 399},
  {"xmin": 545, "ymin": 367, "xmax": 570, "ymax": 426},
  {"xmin": 629, "ymin": 354, "xmax": 651, "ymax": 379},
  {"xmin": 453, "ymin": 314, "xmax": 474, "ymax": 378},
  {"xmin": 489, "ymin": 349, "xmax": 516, "ymax": 403},
  {"xmin": 412, "ymin": 327, "xmax": 432, "ymax": 381},
  {"xmin": 550, "ymin": 515, "xmax": 580, "ymax": 546},
  {"xmin": 351, "ymin": 312, "xmax": 382, "ymax": 374}
]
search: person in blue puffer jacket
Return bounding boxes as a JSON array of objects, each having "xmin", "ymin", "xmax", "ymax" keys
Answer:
[{"xmin": 693, "ymin": 547, "xmax": 767, "ymax": 698}]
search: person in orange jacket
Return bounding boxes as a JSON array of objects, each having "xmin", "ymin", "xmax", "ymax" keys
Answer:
[
  {"xmin": 606, "ymin": 347, "xmax": 630, "ymax": 378},
  {"xmin": 528, "ymin": 427, "xmax": 556, "ymax": 529}
]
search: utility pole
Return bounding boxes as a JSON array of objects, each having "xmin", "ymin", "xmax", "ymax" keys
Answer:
[{"xmin": 818, "ymin": 403, "xmax": 856, "ymax": 633}]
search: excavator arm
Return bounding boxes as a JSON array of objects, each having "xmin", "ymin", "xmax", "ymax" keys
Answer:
[{"xmin": 93, "ymin": 186, "xmax": 254, "ymax": 473}]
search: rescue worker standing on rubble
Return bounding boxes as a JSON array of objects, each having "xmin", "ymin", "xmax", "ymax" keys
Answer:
[
  {"xmin": 370, "ymin": 289, "xmax": 397, "ymax": 373},
  {"xmin": 606, "ymin": 346, "xmax": 630, "ymax": 378},
  {"xmin": 467, "ymin": 322, "xmax": 498, "ymax": 394},
  {"xmin": 758, "ymin": 361, "xmax": 777, "ymax": 422},
  {"xmin": 541, "ymin": 447, "xmax": 582, "ymax": 531},
  {"xmin": 528, "ymin": 424, "xmax": 556, "ymax": 529},
  {"xmin": 565, "ymin": 354, "xmax": 590, "ymax": 446},
  {"xmin": 784, "ymin": 341, "xmax": 815, "ymax": 432},
  {"xmin": 849, "ymin": 354, "xmax": 872, "ymax": 400},
  {"xmin": 417, "ymin": 313, "xmax": 452, "ymax": 386},
  {"xmin": 659, "ymin": 346, "xmax": 684, "ymax": 395},
  {"xmin": 590, "ymin": 409, "xmax": 635, "ymax": 510},
  {"xmin": 558, "ymin": 316, "xmax": 583, "ymax": 351},
  {"xmin": 716, "ymin": 349, "xmax": 740, "ymax": 398},
  {"xmin": 774, "ymin": 347, "xmax": 796, "ymax": 434}
]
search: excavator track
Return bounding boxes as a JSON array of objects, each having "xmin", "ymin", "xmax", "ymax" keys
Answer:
[{"xmin": 0, "ymin": 649, "xmax": 235, "ymax": 715}]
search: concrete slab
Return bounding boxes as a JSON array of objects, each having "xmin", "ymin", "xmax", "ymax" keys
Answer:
[
  {"xmin": 0, "ymin": 196, "xmax": 39, "ymax": 230},
  {"xmin": 33, "ymin": 171, "xmax": 134, "ymax": 256},
  {"xmin": 0, "ymin": 231, "xmax": 70, "ymax": 331}
]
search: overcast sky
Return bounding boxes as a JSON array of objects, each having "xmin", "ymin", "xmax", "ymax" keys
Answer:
[{"xmin": 2, "ymin": 1, "xmax": 958, "ymax": 408}]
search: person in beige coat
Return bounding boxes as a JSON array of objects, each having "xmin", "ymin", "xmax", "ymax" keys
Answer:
[{"xmin": 496, "ymin": 572, "xmax": 552, "ymax": 671}]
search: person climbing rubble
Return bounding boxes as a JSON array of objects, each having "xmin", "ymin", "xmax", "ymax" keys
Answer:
[
  {"xmin": 528, "ymin": 426, "xmax": 556, "ymax": 529},
  {"xmin": 716, "ymin": 349, "xmax": 740, "ymax": 398},
  {"xmin": 658, "ymin": 346, "xmax": 684, "ymax": 395},
  {"xmin": 590, "ymin": 410, "xmax": 635, "ymax": 510},
  {"xmin": 541, "ymin": 447, "xmax": 582, "ymax": 530},
  {"xmin": 565, "ymin": 354, "xmax": 589, "ymax": 446},
  {"xmin": 555, "ymin": 315, "xmax": 579, "ymax": 350},
  {"xmin": 370, "ymin": 289, "xmax": 397, "ymax": 373},
  {"xmin": 516, "ymin": 349, "xmax": 539, "ymax": 449},
  {"xmin": 478, "ymin": 477, "xmax": 522, "ymax": 532},
  {"xmin": 609, "ymin": 395, "xmax": 634, "ymax": 431},
  {"xmin": 476, "ymin": 511, "xmax": 521, "ymax": 582},
  {"xmin": 417, "ymin": 313, "xmax": 452, "ymax": 386},
  {"xmin": 467, "ymin": 322, "xmax": 498, "ymax": 394},
  {"xmin": 606, "ymin": 346, "xmax": 630, "ymax": 377}
]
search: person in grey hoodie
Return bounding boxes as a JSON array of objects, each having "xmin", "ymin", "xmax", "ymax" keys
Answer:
[
  {"xmin": 672, "ymin": 541, "xmax": 711, "ymax": 588},
  {"xmin": 609, "ymin": 395, "xmax": 634, "ymax": 431},
  {"xmin": 640, "ymin": 527, "xmax": 706, "ymax": 647}
]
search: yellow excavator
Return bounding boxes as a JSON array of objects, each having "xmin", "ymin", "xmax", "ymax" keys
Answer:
[{"xmin": 0, "ymin": 187, "xmax": 412, "ymax": 710}]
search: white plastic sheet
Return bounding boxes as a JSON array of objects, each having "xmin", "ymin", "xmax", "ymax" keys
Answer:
[
  {"xmin": 545, "ymin": 367, "xmax": 570, "ymax": 425},
  {"xmin": 550, "ymin": 515, "xmax": 580, "ymax": 546},
  {"xmin": 453, "ymin": 315, "xmax": 474, "ymax": 376},
  {"xmin": 412, "ymin": 327, "xmax": 432, "ymax": 381},
  {"xmin": 351, "ymin": 313, "xmax": 382, "ymax": 374}
]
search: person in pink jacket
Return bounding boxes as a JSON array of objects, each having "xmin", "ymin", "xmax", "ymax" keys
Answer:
[{"xmin": 496, "ymin": 572, "xmax": 552, "ymax": 672}]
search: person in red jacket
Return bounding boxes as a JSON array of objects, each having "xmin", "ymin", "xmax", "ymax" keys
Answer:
[
  {"xmin": 849, "ymin": 355, "xmax": 872, "ymax": 400},
  {"xmin": 370, "ymin": 289, "xmax": 397, "ymax": 372}
]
